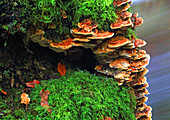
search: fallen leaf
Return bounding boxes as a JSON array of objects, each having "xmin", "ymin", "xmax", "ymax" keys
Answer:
[
  {"xmin": 104, "ymin": 117, "xmax": 113, "ymax": 120},
  {"xmin": 26, "ymin": 79, "xmax": 40, "ymax": 88},
  {"xmin": 101, "ymin": 115, "xmax": 114, "ymax": 120},
  {"xmin": 20, "ymin": 93, "xmax": 30, "ymax": 107},
  {"xmin": 0, "ymin": 90, "xmax": 8, "ymax": 95},
  {"xmin": 40, "ymin": 89, "xmax": 52, "ymax": 114},
  {"xmin": 57, "ymin": 62, "xmax": 66, "ymax": 75}
]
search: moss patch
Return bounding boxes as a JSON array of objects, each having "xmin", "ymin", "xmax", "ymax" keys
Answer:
[
  {"xmin": 0, "ymin": 0, "xmax": 117, "ymax": 41},
  {"xmin": 0, "ymin": 70, "xmax": 136, "ymax": 120}
]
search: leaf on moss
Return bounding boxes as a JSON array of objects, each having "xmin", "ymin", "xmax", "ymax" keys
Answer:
[
  {"xmin": 40, "ymin": 89, "xmax": 52, "ymax": 114},
  {"xmin": 101, "ymin": 115, "xmax": 114, "ymax": 120},
  {"xmin": 20, "ymin": 93, "xmax": 30, "ymax": 107},
  {"xmin": 26, "ymin": 79, "xmax": 40, "ymax": 88}
]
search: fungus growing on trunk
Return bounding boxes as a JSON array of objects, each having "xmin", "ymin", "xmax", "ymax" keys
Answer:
[
  {"xmin": 113, "ymin": 0, "xmax": 131, "ymax": 7},
  {"xmin": 78, "ymin": 19, "xmax": 98, "ymax": 32},
  {"xmin": 71, "ymin": 28, "xmax": 94, "ymax": 35},
  {"xmin": 131, "ymin": 77, "xmax": 147, "ymax": 86},
  {"xmin": 73, "ymin": 38, "xmax": 90, "ymax": 42},
  {"xmin": 108, "ymin": 36, "xmax": 130, "ymax": 48},
  {"xmin": 135, "ymin": 106, "xmax": 152, "ymax": 119},
  {"xmin": 26, "ymin": 1, "xmax": 151, "ymax": 119},
  {"xmin": 134, "ymin": 39, "xmax": 147, "ymax": 48},
  {"xmin": 87, "ymin": 31, "xmax": 114, "ymax": 40},
  {"xmin": 131, "ymin": 15, "xmax": 144, "ymax": 28},
  {"xmin": 120, "ymin": 1, "xmax": 133, "ymax": 11},
  {"xmin": 109, "ymin": 57, "xmax": 130, "ymax": 69},
  {"xmin": 120, "ymin": 11, "xmax": 132, "ymax": 19}
]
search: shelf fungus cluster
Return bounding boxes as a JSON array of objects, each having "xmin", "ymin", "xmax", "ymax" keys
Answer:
[
  {"xmin": 95, "ymin": 1, "xmax": 151, "ymax": 120},
  {"xmin": 28, "ymin": 0, "xmax": 151, "ymax": 119}
]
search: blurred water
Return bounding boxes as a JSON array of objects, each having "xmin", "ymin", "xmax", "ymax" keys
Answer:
[
  {"xmin": 146, "ymin": 53, "xmax": 170, "ymax": 120},
  {"xmin": 131, "ymin": 0, "xmax": 170, "ymax": 120}
]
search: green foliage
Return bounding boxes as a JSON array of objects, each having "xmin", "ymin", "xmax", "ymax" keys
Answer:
[
  {"xmin": 125, "ymin": 28, "xmax": 138, "ymax": 39},
  {"xmin": 0, "ymin": 70, "xmax": 136, "ymax": 119},
  {"xmin": 70, "ymin": 0, "xmax": 117, "ymax": 30},
  {"xmin": 0, "ymin": 0, "xmax": 118, "ymax": 40},
  {"xmin": 127, "ymin": 7, "xmax": 132, "ymax": 12},
  {"xmin": 32, "ymin": 0, "xmax": 57, "ymax": 24}
]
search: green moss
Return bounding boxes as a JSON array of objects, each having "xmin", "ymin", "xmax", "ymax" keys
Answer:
[
  {"xmin": 0, "ymin": 70, "xmax": 136, "ymax": 120},
  {"xmin": 70, "ymin": 0, "xmax": 117, "ymax": 30},
  {"xmin": 0, "ymin": 0, "xmax": 118, "ymax": 40},
  {"xmin": 125, "ymin": 28, "xmax": 138, "ymax": 39}
]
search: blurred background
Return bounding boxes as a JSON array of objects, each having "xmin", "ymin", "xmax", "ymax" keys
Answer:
[{"xmin": 131, "ymin": 0, "xmax": 170, "ymax": 120}]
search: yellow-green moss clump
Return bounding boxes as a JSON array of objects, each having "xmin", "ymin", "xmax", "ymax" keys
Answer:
[{"xmin": 0, "ymin": 70, "xmax": 136, "ymax": 120}]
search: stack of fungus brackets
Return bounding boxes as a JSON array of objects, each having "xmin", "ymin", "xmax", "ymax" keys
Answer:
[{"xmin": 28, "ymin": 0, "xmax": 152, "ymax": 119}]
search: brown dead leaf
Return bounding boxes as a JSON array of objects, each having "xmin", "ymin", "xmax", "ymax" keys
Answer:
[
  {"xmin": 57, "ymin": 62, "xmax": 66, "ymax": 75},
  {"xmin": 20, "ymin": 93, "xmax": 30, "ymax": 107},
  {"xmin": 26, "ymin": 79, "xmax": 40, "ymax": 88},
  {"xmin": 40, "ymin": 89, "xmax": 52, "ymax": 114}
]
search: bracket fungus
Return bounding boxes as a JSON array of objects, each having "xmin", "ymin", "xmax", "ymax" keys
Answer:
[
  {"xmin": 131, "ymin": 15, "xmax": 144, "ymax": 28},
  {"xmin": 134, "ymin": 39, "xmax": 147, "ymax": 48},
  {"xmin": 28, "ymin": 28, "xmax": 51, "ymax": 47},
  {"xmin": 113, "ymin": 0, "xmax": 131, "ymax": 7},
  {"xmin": 50, "ymin": 39, "xmax": 73, "ymax": 50},
  {"xmin": 132, "ymin": 13, "xmax": 139, "ymax": 18},
  {"xmin": 78, "ymin": 19, "xmax": 98, "ymax": 32},
  {"xmin": 134, "ymin": 83, "xmax": 149, "ymax": 91},
  {"xmin": 137, "ymin": 103, "xmax": 148, "ymax": 111},
  {"xmin": 120, "ymin": 1, "xmax": 133, "ymax": 11},
  {"xmin": 71, "ymin": 28, "xmax": 94, "ymax": 36},
  {"xmin": 109, "ymin": 57, "xmax": 130, "ymax": 69},
  {"xmin": 137, "ymin": 96, "xmax": 148, "ymax": 105},
  {"xmin": 108, "ymin": 36, "xmax": 130, "ymax": 48},
  {"xmin": 131, "ymin": 77, "xmax": 147, "ymax": 86},
  {"xmin": 120, "ymin": 11, "xmax": 132, "ymax": 19},
  {"xmin": 135, "ymin": 106, "xmax": 152, "ymax": 120},
  {"xmin": 93, "ymin": 1, "xmax": 151, "ymax": 118},
  {"xmin": 110, "ymin": 18, "xmax": 133, "ymax": 29},
  {"xmin": 87, "ymin": 31, "xmax": 114, "ymax": 40},
  {"xmin": 27, "ymin": 0, "xmax": 151, "ymax": 119},
  {"xmin": 73, "ymin": 38, "xmax": 90, "ymax": 42}
]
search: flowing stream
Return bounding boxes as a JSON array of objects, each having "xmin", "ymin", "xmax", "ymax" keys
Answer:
[{"xmin": 131, "ymin": 0, "xmax": 170, "ymax": 119}]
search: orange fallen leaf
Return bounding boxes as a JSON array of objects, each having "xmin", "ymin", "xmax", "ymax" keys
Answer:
[
  {"xmin": 20, "ymin": 93, "xmax": 30, "ymax": 107},
  {"xmin": 104, "ymin": 117, "xmax": 113, "ymax": 120},
  {"xmin": 101, "ymin": 115, "xmax": 114, "ymax": 120},
  {"xmin": 40, "ymin": 89, "xmax": 52, "ymax": 114},
  {"xmin": 26, "ymin": 79, "xmax": 40, "ymax": 88},
  {"xmin": 0, "ymin": 90, "xmax": 8, "ymax": 95},
  {"xmin": 57, "ymin": 62, "xmax": 66, "ymax": 75}
]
